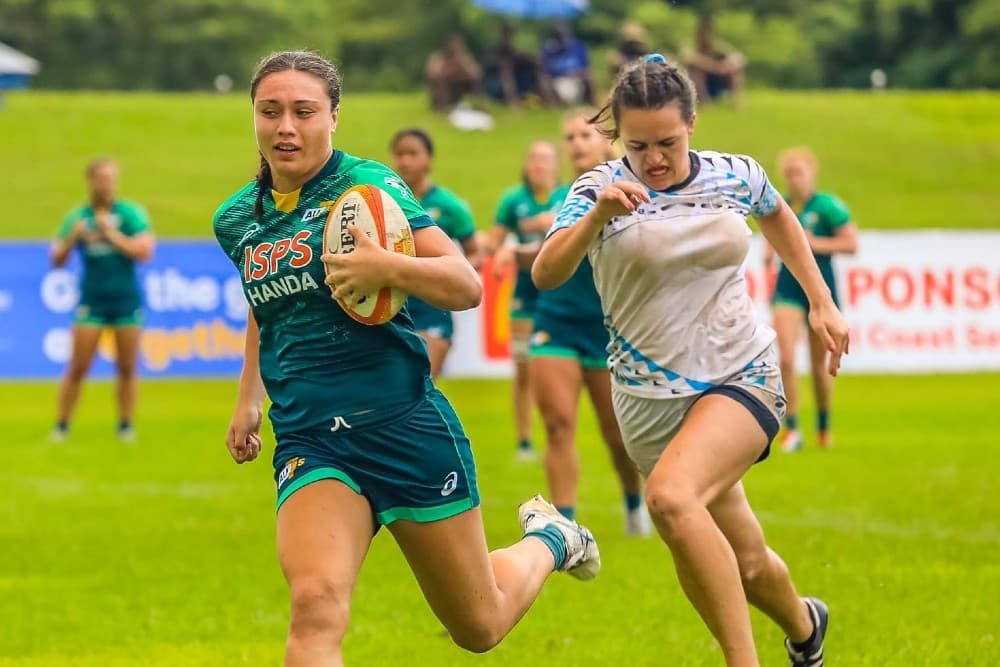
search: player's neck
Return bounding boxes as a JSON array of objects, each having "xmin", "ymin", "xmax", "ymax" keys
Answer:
[
  {"xmin": 272, "ymin": 149, "xmax": 333, "ymax": 194},
  {"xmin": 90, "ymin": 196, "xmax": 113, "ymax": 211},
  {"xmin": 790, "ymin": 189, "xmax": 815, "ymax": 207},
  {"xmin": 409, "ymin": 177, "xmax": 432, "ymax": 199}
]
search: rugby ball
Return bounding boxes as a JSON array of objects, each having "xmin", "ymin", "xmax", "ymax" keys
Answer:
[{"xmin": 323, "ymin": 184, "xmax": 416, "ymax": 325}]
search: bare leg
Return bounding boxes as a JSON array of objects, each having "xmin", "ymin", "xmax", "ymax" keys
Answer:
[
  {"xmin": 278, "ymin": 480, "xmax": 374, "ymax": 667},
  {"xmin": 531, "ymin": 356, "xmax": 583, "ymax": 509},
  {"xmin": 583, "ymin": 368, "xmax": 641, "ymax": 497},
  {"xmin": 420, "ymin": 332, "xmax": 452, "ymax": 381},
  {"xmin": 645, "ymin": 395, "xmax": 773, "ymax": 666},
  {"xmin": 709, "ymin": 481, "xmax": 813, "ymax": 642},
  {"xmin": 772, "ymin": 305, "xmax": 804, "ymax": 423},
  {"xmin": 808, "ymin": 328, "xmax": 834, "ymax": 433},
  {"xmin": 112, "ymin": 326, "xmax": 142, "ymax": 426},
  {"xmin": 389, "ymin": 507, "xmax": 558, "ymax": 652},
  {"xmin": 511, "ymin": 319, "xmax": 534, "ymax": 448},
  {"xmin": 55, "ymin": 325, "xmax": 103, "ymax": 426}
]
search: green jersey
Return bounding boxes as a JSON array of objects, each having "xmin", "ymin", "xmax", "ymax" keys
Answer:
[
  {"xmin": 791, "ymin": 191, "xmax": 851, "ymax": 270},
  {"xmin": 213, "ymin": 151, "xmax": 434, "ymax": 436},
  {"xmin": 536, "ymin": 256, "xmax": 604, "ymax": 322},
  {"xmin": 56, "ymin": 200, "xmax": 150, "ymax": 305},
  {"xmin": 421, "ymin": 185, "xmax": 475, "ymax": 242},
  {"xmin": 494, "ymin": 184, "xmax": 569, "ymax": 316}
]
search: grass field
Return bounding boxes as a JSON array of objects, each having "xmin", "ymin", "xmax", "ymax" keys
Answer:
[
  {"xmin": 1, "ymin": 374, "xmax": 997, "ymax": 666},
  {"xmin": 5, "ymin": 90, "xmax": 1000, "ymax": 238}
]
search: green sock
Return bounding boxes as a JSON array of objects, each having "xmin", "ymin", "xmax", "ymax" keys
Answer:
[
  {"xmin": 525, "ymin": 525, "xmax": 568, "ymax": 571},
  {"xmin": 785, "ymin": 414, "xmax": 799, "ymax": 430},
  {"xmin": 555, "ymin": 505, "xmax": 575, "ymax": 520},
  {"xmin": 625, "ymin": 493, "xmax": 642, "ymax": 512}
]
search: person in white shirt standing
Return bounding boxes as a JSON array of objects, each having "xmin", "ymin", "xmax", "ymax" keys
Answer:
[{"xmin": 533, "ymin": 53, "xmax": 849, "ymax": 667}]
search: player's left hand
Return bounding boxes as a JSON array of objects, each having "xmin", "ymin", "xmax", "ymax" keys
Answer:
[
  {"xmin": 322, "ymin": 225, "xmax": 392, "ymax": 306},
  {"xmin": 808, "ymin": 299, "xmax": 850, "ymax": 376}
]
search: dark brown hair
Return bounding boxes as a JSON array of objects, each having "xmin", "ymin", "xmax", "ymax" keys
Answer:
[
  {"xmin": 249, "ymin": 51, "xmax": 342, "ymax": 217},
  {"xmin": 390, "ymin": 128, "xmax": 434, "ymax": 157},
  {"xmin": 590, "ymin": 54, "xmax": 697, "ymax": 140}
]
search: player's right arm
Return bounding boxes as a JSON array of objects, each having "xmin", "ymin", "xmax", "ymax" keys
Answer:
[
  {"xmin": 50, "ymin": 211, "xmax": 85, "ymax": 267},
  {"xmin": 533, "ymin": 178, "xmax": 649, "ymax": 290},
  {"xmin": 226, "ymin": 311, "xmax": 266, "ymax": 464}
]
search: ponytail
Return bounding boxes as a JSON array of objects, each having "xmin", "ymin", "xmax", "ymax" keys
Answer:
[{"xmin": 253, "ymin": 154, "xmax": 272, "ymax": 219}]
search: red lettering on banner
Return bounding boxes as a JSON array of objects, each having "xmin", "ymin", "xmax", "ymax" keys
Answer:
[
  {"xmin": 480, "ymin": 256, "xmax": 514, "ymax": 359},
  {"xmin": 923, "ymin": 269, "xmax": 954, "ymax": 308},
  {"xmin": 963, "ymin": 268, "xmax": 990, "ymax": 310},
  {"xmin": 881, "ymin": 267, "xmax": 915, "ymax": 310},
  {"xmin": 967, "ymin": 325, "xmax": 1000, "ymax": 349},
  {"xmin": 868, "ymin": 323, "xmax": 956, "ymax": 350},
  {"xmin": 846, "ymin": 268, "xmax": 876, "ymax": 307}
]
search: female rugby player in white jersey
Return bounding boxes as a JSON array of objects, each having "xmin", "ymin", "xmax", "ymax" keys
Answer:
[{"xmin": 533, "ymin": 54, "xmax": 849, "ymax": 667}]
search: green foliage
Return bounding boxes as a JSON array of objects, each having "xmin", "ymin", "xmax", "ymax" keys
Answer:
[
  {"xmin": 0, "ymin": 373, "xmax": 997, "ymax": 665},
  {"xmin": 1, "ymin": 0, "xmax": 998, "ymax": 90}
]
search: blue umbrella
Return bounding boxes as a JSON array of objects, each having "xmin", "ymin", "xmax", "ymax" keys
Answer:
[{"xmin": 470, "ymin": 0, "xmax": 589, "ymax": 19}]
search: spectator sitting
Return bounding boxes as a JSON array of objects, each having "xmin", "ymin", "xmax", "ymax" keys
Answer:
[
  {"xmin": 483, "ymin": 23, "xmax": 557, "ymax": 108},
  {"xmin": 541, "ymin": 23, "xmax": 596, "ymax": 105},
  {"xmin": 682, "ymin": 13, "xmax": 746, "ymax": 109},
  {"xmin": 608, "ymin": 21, "xmax": 650, "ymax": 80},
  {"xmin": 425, "ymin": 35, "xmax": 482, "ymax": 111}
]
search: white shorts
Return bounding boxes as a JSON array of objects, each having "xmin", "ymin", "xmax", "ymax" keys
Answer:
[{"xmin": 611, "ymin": 344, "xmax": 787, "ymax": 477}]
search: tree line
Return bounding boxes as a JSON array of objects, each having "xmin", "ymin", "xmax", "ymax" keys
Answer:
[{"xmin": 1, "ymin": 0, "xmax": 996, "ymax": 91}]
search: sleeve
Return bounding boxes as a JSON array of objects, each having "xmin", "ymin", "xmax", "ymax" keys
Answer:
[
  {"xmin": 741, "ymin": 155, "xmax": 782, "ymax": 218},
  {"xmin": 824, "ymin": 195, "xmax": 852, "ymax": 228},
  {"xmin": 494, "ymin": 189, "xmax": 519, "ymax": 231},
  {"xmin": 119, "ymin": 202, "xmax": 151, "ymax": 235},
  {"xmin": 55, "ymin": 208, "xmax": 80, "ymax": 240},
  {"xmin": 360, "ymin": 163, "xmax": 433, "ymax": 231},
  {"xmin": 448, "ymin": 198, "xmax": 476, "ymax": 241},
  {"xmin": 547, "ymin": 169, "xmax": 606, "ymax": 238}
]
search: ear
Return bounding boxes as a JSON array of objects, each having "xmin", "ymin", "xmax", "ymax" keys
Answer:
[
  {"xmin": 330, "ymin": 106, "xmax": 340, "ymax": 134},
  {"xmin": 688, "ymin": 112, "xmax": 697, "ymax": 136}
]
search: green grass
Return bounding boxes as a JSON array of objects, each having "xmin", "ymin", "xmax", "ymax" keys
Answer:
[
  {"xmin": 1, "ymin": 374, "xmax": 997, "ymax": 665},
  {"xmin": 5, "ymin": 90, "xmax": 1000, "ymax": 239}
]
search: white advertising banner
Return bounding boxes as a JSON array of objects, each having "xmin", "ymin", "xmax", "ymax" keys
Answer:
[{"xmin": 443, "ymin": 231, "xmax": 1000, "ymax": 378}]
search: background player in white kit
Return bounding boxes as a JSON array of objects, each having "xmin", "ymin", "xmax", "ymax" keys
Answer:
[{"xmin": 533, "ymin": 54, "xmax": 850, "ymax": 667}]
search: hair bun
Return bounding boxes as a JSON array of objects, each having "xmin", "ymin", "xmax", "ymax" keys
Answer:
[{"xmin": 644, "ymin": 53, "xmax": 667, "ymax": 64}]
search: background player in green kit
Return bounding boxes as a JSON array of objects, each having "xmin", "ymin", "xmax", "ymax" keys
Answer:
[
  {"xmin": 766, "ymin": 147, "xmax": 859, "ymax": 452},
  {"xmin": 486, "ymin": 141, "xmax": 567, "ymax": 460},
  {"xmin": 530, "ymin": 109, "xmax": 647, "ymax": 535},
  {"xmin": 50, "ymin": 158, "xmax": 155, "ymax": 442},
  {"xmin": 214, "ymin": 51, "xmax": 599, "ymax": 666},
  {"xmin": 390, "ymin": 127, "xmax": 482, "ymax": 379}
]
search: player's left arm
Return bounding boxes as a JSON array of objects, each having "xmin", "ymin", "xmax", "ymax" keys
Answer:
[
  {"xmin": 757, "ymin": 200, "xmax": 849, "ymax": 374},
  {"xmin": 808, "ymin": 222, "xmax": 858, "ymax": 255},
  {"xmin": 324, "ymin": 225, "xmax": 481, "ymax": 312}
]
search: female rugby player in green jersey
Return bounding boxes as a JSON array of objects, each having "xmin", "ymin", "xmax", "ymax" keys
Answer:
[
  {"xmin": 534, "ymin": 54, "xmax": 849, "ymax": 666},
  {"xmin": 766, "ymin": 147, "xmax": 858, "ymax": 452},
  {"xmin": 50, "ymin": 158, "xmax": 155, "ymax": 442},
  {"xmin": 486, "ymin": 141, "xmax": 567, "ymax": 460},
  {"xmin": 390, "ymin": 128, "xmax": 482, "ymax": 379},
  {"xmin": 213, "ymin": 51, "xmax": 599, "ymax": 666},
  {"xmin": 530, "ymin": 109, "xmax": 647, "ymax": 534}
]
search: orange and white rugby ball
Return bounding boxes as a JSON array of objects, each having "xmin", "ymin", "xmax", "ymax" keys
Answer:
[{"xmin": 323, "ymin": 184, "xmax": 416, "ymax": 325}]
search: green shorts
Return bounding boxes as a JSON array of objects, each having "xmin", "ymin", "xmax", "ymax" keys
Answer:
[
  {"xmin": 772, "ymin": 262, "xmax": 840, "ymax": 312},
  {"xmin": 511, "ymin": 270, "xmax": 538, "ymax": 321},
  {"xmin": 530, "ymin": 310, "xmax": 608, "ymax": 370},
  {"xmin": 406, "ymin": 297, "xmax": 454, "ymax": 341},
  {"xmin": 273, "ymin": 389, "xmax": 480, "ymax": 526},
  {"xmin": 74, "ymin": 299, "xmax": 143, "ymax": 327}
]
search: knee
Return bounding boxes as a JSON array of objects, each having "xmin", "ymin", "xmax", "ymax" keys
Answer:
[
  {"xmin": 779, "ymin": 355, "xmax": 796, "ymax": 376},
  {"xmin": 449, "ymin": 614, "xmax": 503, "ymax": 654},
  {"xmin": 645, "ymin": 483, "xmax": 699, "ymax": 537},
  {"xmin": 66, "ymin": 362, "xmax": 90, "ymax": 382},
  {"xmin": 541, "ymin": 410, "xmax": 573, "ymax": 448},
  {"xmin": 735, "ymin": 548, "xmax": 773, "ymax": 590},
  {"xmin": 287, "ymin": 577, "xmax": 352, "ymax": 644},
  {"xmin": 116, "ymin": 362, "xmax": 138, "ymax": 379}
]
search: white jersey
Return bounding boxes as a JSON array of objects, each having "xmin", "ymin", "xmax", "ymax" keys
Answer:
[{"xmin": 549, "ymin": 150, "xmax": 782, "ymax": 398}]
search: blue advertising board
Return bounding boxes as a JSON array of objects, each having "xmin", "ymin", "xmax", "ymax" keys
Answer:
[{"xmin": 0, "ymin": 241, "xmax": 248, "ymax": 379}]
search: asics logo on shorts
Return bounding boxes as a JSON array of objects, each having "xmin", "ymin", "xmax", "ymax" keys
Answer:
[
  {"xmin": 330, "ymin": 416, "xmax": 352, "ymax": 432},
  {"xmin": 441, "ymin": 471, "xmax": 459, "ymax": 496}
]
